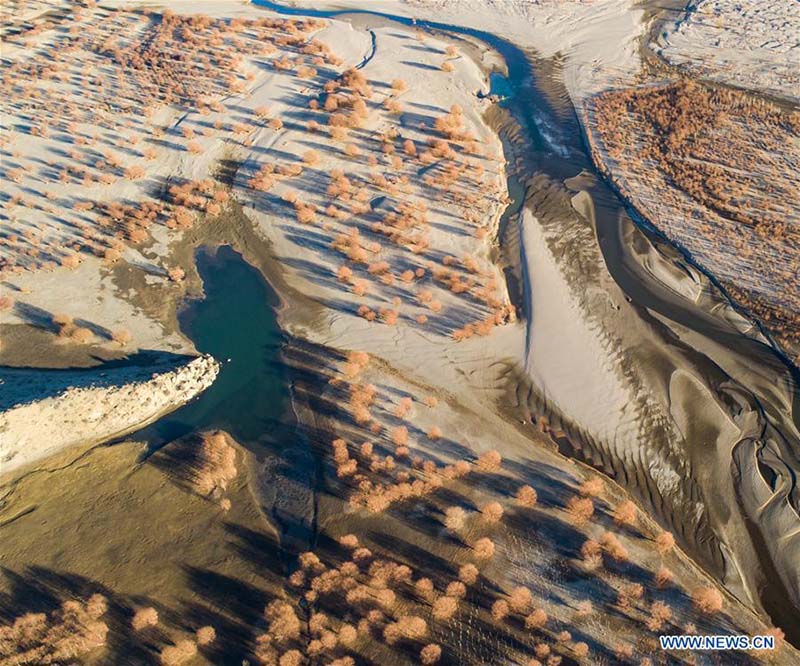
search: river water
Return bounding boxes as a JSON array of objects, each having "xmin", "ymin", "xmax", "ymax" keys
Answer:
[{"xmin": 144, "ymin": 244, "xmax": 289, "ymax": 445}]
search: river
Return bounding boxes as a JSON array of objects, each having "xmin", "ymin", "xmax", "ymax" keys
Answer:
[{"xmin": 141, "ymin": 244, "xmax": 289, "ymax": 446}]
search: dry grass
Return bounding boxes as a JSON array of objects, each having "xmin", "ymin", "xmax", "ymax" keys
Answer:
[{"xmin": 587, "ymin": 81, "xmax": 800, "ymax": 361}]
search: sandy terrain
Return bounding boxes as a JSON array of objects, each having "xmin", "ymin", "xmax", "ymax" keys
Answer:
[
  {"xmin": 286, "ymin": 0, "xmax": 646, "ymax": 105},
  {"xmin": 653, "ymin": 0, "xmax": 800, "ymax": 103},
  {"xmin": 584, "ymin": 82, "xmax": 800, "ymax": 362},
  {"xmin": 512, "ymin": 169, "xmax": 800, "ymax": 639},
  {"xmin": 0, "ymin": 354, "xmax": 219, "ymax": 478},
  {"xmin": 0, "ymin": 433, "xmax": 287, "ymax": 666},
  {"xmin": 1, "ymin": 0, "xmax": 798, "ymax": 664}
]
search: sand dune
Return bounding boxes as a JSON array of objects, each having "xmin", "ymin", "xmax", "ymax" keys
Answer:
[{"xmin": 512, "ymin": 170, "xmax": 800, "ymax": 637}]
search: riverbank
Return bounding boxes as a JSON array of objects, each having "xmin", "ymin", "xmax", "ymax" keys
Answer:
[{"xmin": 0, "ymin": 354, "xmax": 219, "ymax": 481}]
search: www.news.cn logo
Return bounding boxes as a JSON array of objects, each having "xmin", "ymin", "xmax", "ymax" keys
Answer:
[{"xmin": 660, "ymin": 635, "xmax": 775, "ymax": 651}]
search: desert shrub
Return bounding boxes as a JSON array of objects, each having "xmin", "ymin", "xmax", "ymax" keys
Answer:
[
  {"xmin": 160, "ymin": 640, "xmax": 197, "ymax": 665},
  {"xmin": 299, "ymin": 551, "xmax": 324, "ymax": 572},
  {"xmin": 515, "ymin": 485, "xmax": 537, "ymax": 508},
  {"xmin": 480, "ymin": 501, "xmax": 504, "ymax": 523},
  {"xmin": 614, "ymin": 642, "xmax": 633, "ymax": 659},
  {"xmin": 491, "ymin": 599, "xmax": 509, "ymax": 621},
  {"xmin": 0, "ymin": 595, "xmax": 108, "ymax": 665},
  {"xmin": 278, "ymin": 649, "xmax": 303, "ymax": 666},
  {"xmin": 70, "ymin": 326, "xmax": 95, "ymax": 345},
  {"xmin": 427, "ymin": 426, "xmax": 442, "ymax": 440},
  {"xmin": 472, "ymin": 537, "xmax": 495, "ymax": 560},
  {"xmin": 476, "ymin": 450, "xmax": 502, "ymax": 471},
  {"xmin": 525, "ymin": 608, "xmax": 548, "ymax": 629},
  {"xmin": 432, "ymin": 596, "xmax": 458, "ymax": 621},
  {"xmin": 692, "ymin": 587, "xmax": 723, "ymax": 615},
  {"xmin": 458, "ymin": 563, "xmax": 479, "ymax": 586},
  {"xmin": 391, "ymin": 426, "xmax": 409, "ymax": 446},
  {"xmin": 508, "ymin": 587, "xmax": 532, "ymax": 614},
  {"xmin": 265, "ymin": 600, "xmax": 301, "ymax": 642},
  {"xmin": 125, "ymin": 165, "xmax": 145, "ymax": 179},
  {"xmin": 131, "ymin": 607, "xmax": 158, "ymax": 630},
  {"xmin": 565, "ymin": 496, "xmax": 594, "ymax": 527},
  {"xmin": 420, "ymin": 643, "xmax": 442, "ymax": 664},
  {"xmin": 112, "ymin": 328, "xmax": 132, "ymax": 346},
  {"xmin": 168, "ymin": 267, "xmax": 186, "ymax": 282},
  {"xmin": 339, "ymin": 534, "xmax": 359, "ymax": 549},
  {"xmin": 573, "ymin": 641, "xmax": 589, "ymax": 658},
  {"xmin": 599, "ymin": 531, "xmax": 628, "ymax": 562},
  {"xmin": 193, "ymin": 431, "xmax": 237, "ymax": 496},
  {"xmin": 654, "ymin": 566, "xmax": 673, "ymax": 589},
  {"xmin": 617, "ymin": 583, "xmax": 644, "ymax": 609},
  {"xmin": 415, "ymin": 577, "xmax": 434, "ymax": 600},
  {"xmin": 196, "ymin": 626, "xmax": 216, "ymax": 645},
  {"xmin": 338, "ymin": 623, "xmax": 358, "ymax": 645},
  {"xmin": 444, "ymin": 506, "xmax": 466, "ymax": 531},
  {"xmin": 580, "ymin": 539, "xmax": 602, "ymax": 571},
  {"xmin": 655, "ymin": 531, "xmax": 675, "ymax": 555},
  {"xmin": 445, "ymin": 581, "xmax": 467, "ymax": 599},
  {"xmin": 646, "ymin": 601, "xmax": 672, "ymax": 632},
  {"xmin": 393, "ymin": 397, "xmax": 413, "ymax": 418},
  {"xmin": 613, "ymin": 500, "xmax": 638, "ymax": 527},
  {"xmin": 578, "ymin": 477, "xmax": 604, "ymax": 497}
]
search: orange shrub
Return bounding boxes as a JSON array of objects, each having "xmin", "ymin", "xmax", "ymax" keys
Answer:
[
  {"xmin": 565, "ymin": 496, "xmax": 594, "ymax": 527},
  {"xmin": 515, "ymin": 485, "xmax": 537, "ymax": 508},
  {"xmin": 613, "ymin": 500, "xmax": 638, "ymax": 527},
  {"xmin": 655, "ymin": 531, "xmax": 675, "ymax": 555},
  {"xmin": 420, "ymin": 643, "xmax": 441, "ymax": 664},
  {"xmin": 578, "ymin": 477, "xmax": 604, "ymax": 497},
  {"xmin": 459, "ymin": 564, "xmax": 478, "ymax": 585},
  {"xmin": 432, "ymin": 596, "xmax": 458, "ymax": 621},
  {"xmin": 480, "ymin": 501, "xmax": 503, "ymax": 523},
  {"xmin": 472, "ymin": 537, "xmax": 495, "ymax": 560},
  {"xmin": 444, "ymin": 506, "xmax": 466, "ymax": 531},
  {"xmin": 196, "ymin": 626, "xmax": 215, "ymax": 645},
  {"xmin": 132, "ymin": 607, "xmax": 158, "ymax": 630},
  {"xmin": 476, "ymin": 450, "xmax": 502, "ymax": 471},
  {"xmin": 491, "ymin": 599, "xmax": 509, "ymax": 621},
  {"xmin": 692, "ymin": 587, "xmax": 723, "ymax": 615},
  {"xmin": 112, "ymin": 328, "xmax": 132, "ymax": 346}
]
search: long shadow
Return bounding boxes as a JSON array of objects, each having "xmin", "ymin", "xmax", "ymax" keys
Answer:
[
  {"xmin": 182, "ymin": 566, "xmax": 271, "ymax": 630},
  {"xmin": 0, "ymin": 566, "xmax": 158, "ymax": 665}
]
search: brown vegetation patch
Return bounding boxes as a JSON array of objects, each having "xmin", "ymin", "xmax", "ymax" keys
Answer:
[{"xmin": 588, "ymin": 80, "xmax": 800, "ymax": 361}]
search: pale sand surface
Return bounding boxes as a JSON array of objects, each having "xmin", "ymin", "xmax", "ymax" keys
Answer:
[
  {"xmin": 514, "ymin": 161, "xmax": 800, "ymax": 625},
  {"xmin": 654, "ymin": 0, "xmax": 800, "ymax": 103},
  {"xmin": 282, "ymin": 0, "xmax": 645, "ymax": 103}
]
